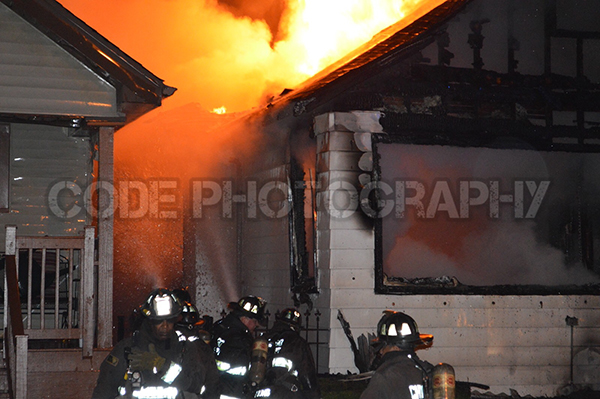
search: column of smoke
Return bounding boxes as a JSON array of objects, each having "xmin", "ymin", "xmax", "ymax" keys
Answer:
[
  {"xmin": 63, "ymin": 0, "xmax": 305, "ymax": 321},
  {"xmin": 57, "ymin": 0, "xmax": 444, "ymax": 323},
  {"xmin": 380, "ymin": 143, "xmax": 600, "ymax": 286},
  {"xmin": 113, "ymin": 107, "xmax": 247, "ymax": 322}
]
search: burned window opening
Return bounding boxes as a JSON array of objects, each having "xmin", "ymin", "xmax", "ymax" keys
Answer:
[
  {"xmin": 372, "ymin": 129, "xmax": 600, "ymax": 296},
  {"xmin": 0, "ymin": 124, "xmax": 9, "ymax": 212},
  {"xmin": 288, "ymin": 158, "xmax": 317, "ymax": 306}
]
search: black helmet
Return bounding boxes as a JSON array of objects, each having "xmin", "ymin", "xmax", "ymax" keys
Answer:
[
  {"xmin": 372, "ymin": 310, "xmax": 433, "ymax": 349},
  {"xmin": 228, "ymin": 295, "xmax": 267, "ymax": 322},
  {"xmin": 277, "ymin": 308, "xmax": 302, "ymax": 331},
  {"xmin": 176, "ymin": 301, "xmax": 200, "ymax": 330},
  {"xmin": 139, "ymin": 288, "xmax": 183, "ymax": 321},
  {"xmin": 173, "ymin": 287, "xmax": 192, "ymax": 304}
]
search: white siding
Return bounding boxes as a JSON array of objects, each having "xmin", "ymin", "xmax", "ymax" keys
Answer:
[
  {"xmin": 313, "ymin": 111, "xmax": 381, "ymax": 375},
  {"xmin": 332, "ymin": 294, "xmax": 600, "ymax": 396},
  {"xmin": 0, "ymin": 2, "xmax": 120, "ymax": 118},
  {"xmin": 314, "ymin": 111, "xmax": 600, "ymax": 397},
  {"xmin": 241, "ymin": 165, "xmax": 293, "ymax": 312},
  {"xmin": 0, "ymin": 123, "xmax": 92, "ymax": 251}
]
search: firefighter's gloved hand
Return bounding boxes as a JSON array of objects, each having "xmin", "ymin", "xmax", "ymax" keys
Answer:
[{"xmin": 129, "ymin": 344, "xmax": 166, "ymax": 372}]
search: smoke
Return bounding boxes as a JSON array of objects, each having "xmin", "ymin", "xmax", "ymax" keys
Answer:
[
  {"xmin": 54, "ymin": 0, "xmax": 448, "ymax": 321},
  {"xmin": 380, "ymin": 143, "xmax": 600, "ymax": 286},
  {"xmin": 111, "ymin": 104, "xmax": 254, "ymax": 320},
  {"xmin": 59, "ymin": 0, "xmax": 433, "ymax": 112},
  {"xmin": 58, "ymin": 0, "xmax": 302, "ymax": 112},
  {"xmin": 216, "ymin": 0, "xmax": 288, "ymax": 44}
]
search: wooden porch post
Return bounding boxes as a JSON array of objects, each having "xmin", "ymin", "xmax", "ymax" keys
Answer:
[
  {"xmin": 81, "ymin": 226, "xmax": 96, "ymax": 357},
  {"xmin": 3, "ymin": 225, "xmax": 16, "ymax": 349},
  {"xmin": 4, "ymin": 226, "xmax": 27, "ymax": 399},
  {"xmin": 97, "ymin": 127, "xmax": 114, "ymax": 348},
  {"xmin": 14, "ymin": 335, "xmax": 27, "ymax": 399}
]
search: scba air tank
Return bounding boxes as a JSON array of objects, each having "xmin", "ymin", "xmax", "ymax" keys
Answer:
[
  {"xmin": 248, "ymin": 336, "xmax": 269, "ymax": 386},
  {"xmin": 432, "ymin": 363, "xmax": 455, "ymax": 399}
]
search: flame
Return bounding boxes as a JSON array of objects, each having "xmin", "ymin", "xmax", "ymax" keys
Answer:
[
  {"xmin": 211, "ymin": 106, "xmax": 227, "ymax": 114},
  {"xmin": 285, "ymin": 0, "xmax": 412, "ymax": 76},
  {"xmin": 264, "ymin": 0, "xmax": 443, "ymax": 92},
  {"xmin": 58, "ymin": 0, "xmax": 442, "ymax": 112},
  {"xmin": 55, "ymin": 0, "xmax": 445, "ymax": 320}
]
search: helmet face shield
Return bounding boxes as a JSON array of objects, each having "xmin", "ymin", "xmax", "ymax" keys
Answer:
[
  {"xmin": 141, "ymin": 288, "xmax": 183, "ymax": 321},
  {"xmin": 228, "ymin": 295, "xmax": 267, "ymax": 323},
  {"xmin": 154, "ymin": 295, "xmax": 175, "ymax": 317},
  {"xmin": 373, "ymin": 310, "xmax": 433, "ymax": 350}
]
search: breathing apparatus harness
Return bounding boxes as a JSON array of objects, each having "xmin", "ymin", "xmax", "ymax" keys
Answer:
[
  {"xmin": 406, "ymin": 350, "xmax": 433, "ymax": 399},
  {"xmin": 120, "ymin": 330, "xmax": 188, "ymax": 399},
  {"xmin": 250, "ymin": 328, "xmax": 307, "ymax": 399}
]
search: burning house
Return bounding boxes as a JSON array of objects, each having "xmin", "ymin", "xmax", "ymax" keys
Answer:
[
  {"xmin": 186, "ymin": 0, "xmax": 600, "ymax": 396},
  {"xmin": 1, "ymin": 0, "xmax": 599, "ymax": 397}
]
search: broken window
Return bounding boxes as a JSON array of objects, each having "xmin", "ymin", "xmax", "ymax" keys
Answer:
[
  {"xmin": 373, "ymin": 139, "xmax": 600, "ymax": 294},
  {"xmin": 0, "ymin": 124, "xmax": 9, "ymax": 212},
  {"xmin": 289, "ymin": 158, "xmax": 318, "ymax": 303}
]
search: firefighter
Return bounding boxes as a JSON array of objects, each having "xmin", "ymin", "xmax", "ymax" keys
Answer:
[
  {"xmin": 175, "ymin": 299, "xmax": 202, "ymax": 337},
  {"xmin": 173, "ymin": 287, "xmax": 213, "ymax": 343},
  {"xmin": 91, "ymin": 288, "xmax": 220, "ymax": 399},
  {"xmin": 210, "ymin": 295, "xmax": 267, "ymax": 399},
  {"xmin": 172, "ymin": 287, "xmax": 221, "ymax": 396},
  {"xmin": 253, "ymin": 308, "xmax": 321, "ymax": 399},
  {"xmin": 360, "ymin": 310, "xmax": 434, "ymax": 399}
]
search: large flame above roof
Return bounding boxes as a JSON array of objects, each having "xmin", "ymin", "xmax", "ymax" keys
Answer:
[
  {"xmin": 283, "ymin": 0, "xmax": 434, "ymax": 77},
  {"xmin": 58, "ymin": 0, "xmax": 443, "ymax": 112},
  {"xmin": 54, "ymin": 0, "xmax": 445, "ymax": 319}
]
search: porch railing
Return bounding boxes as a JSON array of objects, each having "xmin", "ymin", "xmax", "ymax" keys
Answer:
[{"xmin": 3, "ymin": 225, "xmax": 96, "ymax": 356}]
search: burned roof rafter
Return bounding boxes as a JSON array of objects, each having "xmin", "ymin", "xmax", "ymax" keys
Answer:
[
  {"xmin": 377, "ymin": 113, "xmax": 600, "ymax": 153},
  {"xmin": 262, "ymin": 0, "xmax": 473, "ymax": 117}
]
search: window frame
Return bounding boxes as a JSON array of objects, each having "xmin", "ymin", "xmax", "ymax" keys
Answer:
[
  {"xmin": 288, "ymin": 158, "xmax": 318, "ymax": 300},
  {"xmin": 372, "ymin": 133, "xmax": 600, "ymax": 296}
]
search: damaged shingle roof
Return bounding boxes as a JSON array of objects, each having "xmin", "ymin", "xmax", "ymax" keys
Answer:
[{"xmin": 275, "ymin": 0, "xmax": 472, "ymax": 106}]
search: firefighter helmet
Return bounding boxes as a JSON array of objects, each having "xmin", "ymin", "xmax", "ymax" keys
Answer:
[
  {"xmin": 372, "ymin": 310, "xmax": 433, "ymax": 349},
  {"xmin": 173, "ymin": 286, "xmax": 192, "ymax": 304},
  {"xmin": 228, "ymin": 295, "xmax": 267, "ymax": 322},
  {"xmin": 277, "ymin": 308, "xmax": 302, "ymax": 331},
  {"xmin": 177, "ymin": 301, "xmax": 200, "ymax": 330},
  {"xmin": 139, "ymin": 288, "xmax": 183, "ymax": 321},
  {"xmin": 172, "ymin": 287, "xmax": 198, "ymax": 329}
]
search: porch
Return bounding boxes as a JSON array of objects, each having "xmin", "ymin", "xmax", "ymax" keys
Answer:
[{"xmin": 1, "ymin": 225, "xmax": 109, "ymax": 399}]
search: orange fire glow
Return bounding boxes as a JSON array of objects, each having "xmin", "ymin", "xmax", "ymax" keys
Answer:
[
  {"xmin": 211, "ymin": 106, "xmax": 227, "ymax": 114},
  {"xmin": 284, "ymin": 0, "xmax": 424, "ymax": 76},
  {"xmin": 55, "ymin": 0, "xmax": 444, "ymax": 319},
  {"xmin": 58, "ymin": 0, "xmax": 441, "ymax": 112}
]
